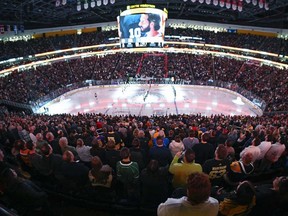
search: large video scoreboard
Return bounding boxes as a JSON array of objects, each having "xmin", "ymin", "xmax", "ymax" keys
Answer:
[{"xmin": 118, "ymin": 4, "xmax": 168, "ymax": 48}]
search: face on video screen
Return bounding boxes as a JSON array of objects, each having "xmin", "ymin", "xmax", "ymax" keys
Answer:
[{"xmin": 119, "ymin": 13, "xmax": 164, "ymax": 40}]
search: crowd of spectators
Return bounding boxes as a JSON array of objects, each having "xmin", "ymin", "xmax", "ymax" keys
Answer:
[
  {"xmin": 165, "ymin": 28, "xmax": 287, "ymax": 55},
  {"xmin": 0, "ymin": 112, "xmax": 287, "ymax": 215},
  {"xmin": 1, "ymin": 52, "xmax": 287, "ymax": 111},
  {"xmin": 0, "ymin": 30, "xmax": 117, "ymax": 62},
  {"xmin": 0, "ymin": 27, "xmax": 287, "ymax": 68}
]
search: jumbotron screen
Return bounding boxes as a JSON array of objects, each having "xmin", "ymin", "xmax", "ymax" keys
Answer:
[{"xmin": 118, "ymin": 5, "xmax": 168, "ymax": 48}]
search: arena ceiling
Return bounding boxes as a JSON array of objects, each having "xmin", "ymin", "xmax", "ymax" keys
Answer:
[{"xmin": 0, "ymin": 0, "xmax": 287, "ymax": 30}]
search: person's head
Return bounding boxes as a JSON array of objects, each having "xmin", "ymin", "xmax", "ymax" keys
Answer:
[
  {"xmin": 138, "ymin": 13, "xmax": 161, "ymax": 32},
  {"xmin": 132, "ymin": 138, "xmax": 140, "ymax": 148},
  {"xmin": 76, "ymin": 138, "xmax": 84, "ymax": 147},
  {"xmin": 59, "ymin": 137, "xmax": 68, "ymax": 148},
  {"xmin": 0, "ymin": 167, "xmax": 18, "ymax": 191},
  {"xmin": 273, "ymin": 176, "xmax": 288, "ymax": 193},
  {"xmin": 147, "ymin": 13, "xmax": 161, "ymax": 31},
  {"xmin": 139, "ymin": 14, "xmax": 150, "ymax": 32},
  {"xmin": 187, "ymin": 172, "xmax": 211, "ymax": 204},
  {"xmin": 36, "ymin": 133, "xmax": 43, "ymax": 141},
  {"xmin": 201, "ymin": 132, "xmax": 210, "ymax": 142},
  {"xmin": 46, "ymin": 132, "xmax": 54, "ymax": 142},
  {"xmin": 91, "ymin": 156, "xmax": 103, "ymax": 172},
  {"xmin": 57, "ymin": 130, "xmax": 64, "ymax": 137},
  {"xmin": 138, "ymin": 130, "xmax": 145, "ymax": 138},
  {"xmin": 91, "ymin": 138, "xmax": 101, "ymax": 149},
  {"xmin": 215, "ymin": 144, "xmax": 228, "ymax": 160},
  {"xmin": 17, "ymin": 139, "xmax": 26, "ymax": 150},
  {"xmin": 62, "ymin": 150, "xmax": 74, "ymax": 162},
  {"xmin": 133, "ymin": 128, "xmax": 139, "ymax": 138},
  {"xmin": 189, "ymin": 130, "xmax": 197, "ymax": 138},
  {"xmin": 147, "ymin": 159, "xmax": 159, "ymax": 174},
  {"xmin": 26, "ymin": 140, "xmax": 35, "ymax": 151},
  {"xmin": 158, "ymin": 130, "xmax": 165, "ymax": 137},
  {"xmin": 107, "ymin": 126, "xmax": 113, "ymax": 133},
  {"xmin": 184, "ymin": 148, "xmax": 196, "ymax": 163},
  {"xmin": 241, "ymin": 152, "xmax": 253, "ymax": 165},
  {"xmin": 106, "ymin": 140, "xmax": 116, "ymax": 150},
  {"xmin": 235, "ymin": 181, "xmax": 255, "ymax": 205},
  {"xmin": 252, "ymin": 130, "xmax": 259, "ymax": 138},
  {"xmin": 174, "ymin": 135, "xmax": 181, "ymax": 142},
  {"xmin": 225, "ymin": 139, "xmax": 234, "ymax": 147},
  {"xmin": 265, "ymin": 134, "xmax": 274, "ymax": 142},
  {"xmin": 41, "ymin": 143, "xmax": 53, "ymax": 156},
  {"xmin": 120, "ymin": 147, "xmax": 130, "ymax": 160},
  {"xmin": 156, "ymin": 136, "xmax": 164, "ymax": 146},
  {"xmin": 252, "ymin": 138, "xmax": 261, "ymax": 146}
]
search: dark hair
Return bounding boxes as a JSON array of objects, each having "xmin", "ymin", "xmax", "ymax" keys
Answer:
[
  {"xmin": 62, "ymin": 150, "xmax": 73, "ymax": 162},
  {"xmin": 16, "ymin": 139, "xmax": 26, "ymax": 150},
  {"xmin": 216, "ymin": 144, "xmax": 228, "ymax": 160},
  {"xmin": 225, "ymin": 139, "xmax": 234, "ymax": 147},
  {"xmin": 90, "ymin": 156, "xmax": 111, "ymax": 185},
  {"xmin": 91, "ymin": 156, "xmax": 103, "ymax": 172},
  {"xmin": 242, "ymin": 152, "xmax": 253, "ymax": 164},
  {"xmin": 252, "ymin": 130, "xmax": 259, "ymax": 138},
  {"xmin": 189, "ymin": 130, "xmax": 197, "ymax": 138},
  {"xmin": 91, "ymin": 138, "xmax": 100, "ymax": 149},
  {"xmin": 278, "ymin": 176, "xmax": 288, "ymax": 195},
  {"xmin": 106, "ymin": 140, "xmax": 115, "ymax": 150},
  {"xmin": 266, "ymin": 134, "xmax": 274, "ymax": 142},
  {"xmin": 253, "ymin": 138, "xmax": 261, "ymax": 146},
  {"xmin": 147, "ymin": 160, "xmax": 159, "ymax": 174},
  {"xmin": 235, "ymin": 181, "xmax": 255, "ymax": 205},
  {"xmin": 26, "ymin": 140, "xmax": 34, "ymax": 150},
  {"xmin": 187, "ymin": 172, "xmax": 211, "ymax": 204},
  {"xmin": 148, "ymin": 13, "xmax": 161, "ymax": 31},
  {"xmin": 0, "ymin": 168, "xmax": 18, "ymax": 192},
  {"xmin": 202, "ymin": 133, "xmax": 210, "ymax": 142},
  {"xmin": 41, "ymin": 143, "xmax": 51, "ymax": 156},
  {"xmin": 185, "ymin": 149, "xmax": 196, "ymax": 163},
  {"xmin": 132, "ymin": 138, "xmax": 140, "ymax": 148},
  {"xmin": 120, "ymin": 147, "xmax": 130, "ymax": 160},
  {"xmin": 174, "ymin": 135, "xmax": 181, "ymax": 141}
]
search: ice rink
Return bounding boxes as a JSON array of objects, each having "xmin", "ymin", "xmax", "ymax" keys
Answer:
[{"xmin": 35, "ymin": 84, "xmax": 263, "ymax": 116}]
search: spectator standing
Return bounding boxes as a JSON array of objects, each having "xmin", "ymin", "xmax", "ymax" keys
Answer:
[
  {"xmin": 182, "ymin": 130, "xmax": 199, "ymax": 150},
  {"xmin": 169, "ymin": 149, "xmax": 202, "ymax": 188},
  {"xmin": 203, "ymin": 144, "xmax": 230, "ymax": 186},
  {"xmin": 193, "ymin": 132, "xmax": 214, "ymax": 165},
  {"xmin": 149, "ymin": 136, "xmax": 173, "ymax": 167}
]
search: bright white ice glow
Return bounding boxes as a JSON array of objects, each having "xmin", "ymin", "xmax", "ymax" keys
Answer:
[
  {"xmin": 36, "ymin": 85, "xmax": 262, "ymax": 116},
  {"xmin": 232, "ymin": 96, "xmax": 245, "ymax": 105}
]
